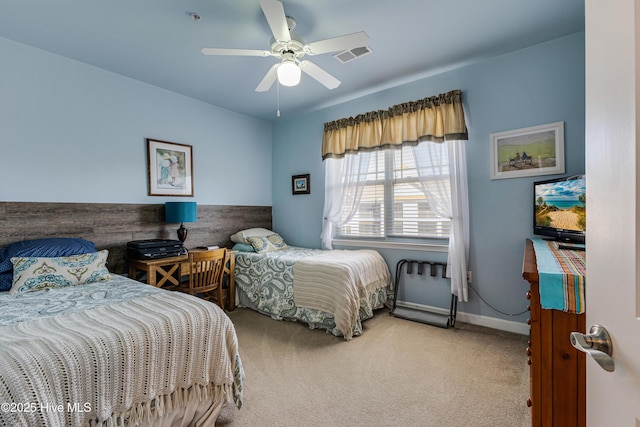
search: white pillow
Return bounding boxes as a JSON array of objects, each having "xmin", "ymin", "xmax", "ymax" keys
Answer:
[
  {"xmin": 246, "ymin": 234, "xmax": 288, "ymax": 253},
  {"xmin": 230, "ymin": 228, "xmax": 274, "ymax": 244}
]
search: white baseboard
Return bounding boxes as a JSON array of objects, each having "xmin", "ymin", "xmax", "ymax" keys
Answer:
[{"xmin": 395, "ymin": 301, "xmax": 529, "ymax": 335}]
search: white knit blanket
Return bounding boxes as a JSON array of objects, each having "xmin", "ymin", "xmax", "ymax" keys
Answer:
[
  {"xmin": 292, "ymin": 249, "xmax": 390, "ymax": 340},
  {"xmin": 0, "ymin": 286, "xmax": 243, "ymax": 427}
]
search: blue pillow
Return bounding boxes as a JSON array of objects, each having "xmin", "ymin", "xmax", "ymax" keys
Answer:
[
  {"xmin": 232, "ymin": 243, "xmax": 255, "ymax": 252},
  {"xmin": 0, "ymin": 238, "xmax": 97, "ymax": 291}
]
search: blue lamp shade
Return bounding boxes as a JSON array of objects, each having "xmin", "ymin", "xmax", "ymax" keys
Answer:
[
  {"xmin": 165, "ymin": 202, "xmax": 197, "ymax": 243},
  {"xmin": 165, "ymin": 202, "xmax": 197, "ymax": 224}
]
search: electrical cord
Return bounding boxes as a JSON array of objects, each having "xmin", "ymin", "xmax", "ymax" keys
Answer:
[{"xmin": 468, "ymin": 283, "xmax": 529, "ymax": 317}]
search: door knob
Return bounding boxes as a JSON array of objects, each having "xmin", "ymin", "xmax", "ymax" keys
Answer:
[{"xmin": 570, "ymin": 324, "xmax": 615, "ymax": 372}]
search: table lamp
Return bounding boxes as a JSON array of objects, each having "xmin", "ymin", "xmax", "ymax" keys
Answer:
[{"xmin": 165, "ymin": 201, "xmax": 197, "ymax": 244}]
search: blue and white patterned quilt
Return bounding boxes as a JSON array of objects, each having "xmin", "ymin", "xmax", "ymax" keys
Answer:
[
  {"xmin": 0, "ymin": 274, "xmax": 160, "ymax": 326},
  {"xmin": 234, "ymin": 247, "xmax": 391, "ymax": 338},
  {"xmin": 0, "ymin": 274, "xmax": 244, "ymax": 426}
]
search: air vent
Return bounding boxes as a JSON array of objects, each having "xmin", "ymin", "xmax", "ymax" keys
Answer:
[{"xmin": 334, "ymin": 46, "xmax": 372, "ymax": 63}]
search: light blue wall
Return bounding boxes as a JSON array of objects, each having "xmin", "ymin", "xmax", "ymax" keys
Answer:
[
  {"xmin": 0, "ymin": 37, "xmax": 272, "ymax": 206},
  {"xmin": 272, "ymin": 33, "xmax": 585, "ymax": 325},
  {"xmin": 0, "ymin": 32, "xmax": 585, "ymax": 326}
]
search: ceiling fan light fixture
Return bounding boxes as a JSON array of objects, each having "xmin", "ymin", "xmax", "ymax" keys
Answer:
[{"xmin": 277, "ymin": 59, "xmax": 301, "ymax": 87}]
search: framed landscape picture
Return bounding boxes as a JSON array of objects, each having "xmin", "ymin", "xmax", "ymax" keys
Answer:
[
  {"xmin": 147, "ymin": 138, "xmax": 194, "ymax": 196},
  {"xmin": 489, "ymin": 122, "xmax": 565, "ymax": 180},
  {"xmin": 292, "ymin": 174, "xmax": 310, "ymax": 195}
]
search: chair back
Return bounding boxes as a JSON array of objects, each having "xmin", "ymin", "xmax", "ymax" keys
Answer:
[{"xmin": 187, "ymin": 248, "xmax": 227, "ymax": 306}]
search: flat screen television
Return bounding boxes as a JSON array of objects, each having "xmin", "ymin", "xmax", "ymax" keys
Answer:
[{"xmin": 533, "ymin": 175, "xmax": 586, "ymax": 244}]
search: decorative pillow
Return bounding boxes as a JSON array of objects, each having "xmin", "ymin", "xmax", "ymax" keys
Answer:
[
  {"xmin": 0, "ymin": 238, "xmax": 97, "ymax": 291},
  {"xmin": 230, "ymin": 228, "xmax": 274, "ymax": 244},
  {"xmin": 9, "ymin": 250, "xmax": 111, "ymax": 295},
  {"xmin": 246, "ymin": 234, "xmax": 288, "ymax": 253},
  {"xmin": 232, "ymin": 243, "xmax": 256, "ymax": 252}
]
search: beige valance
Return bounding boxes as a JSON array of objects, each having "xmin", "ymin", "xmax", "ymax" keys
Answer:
[{"xmin": 322, "ymin": 89, "xmax": 468, "ymax": 160}]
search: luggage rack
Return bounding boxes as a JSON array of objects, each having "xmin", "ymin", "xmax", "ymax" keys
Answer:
[{"xmin": 391, "ymin": 259, "xmax": 458, "ymax": 328}]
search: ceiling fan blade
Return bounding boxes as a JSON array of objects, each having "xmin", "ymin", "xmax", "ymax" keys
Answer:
[
  {"xmin": 201, "ymin": 47, "xmax": 271, "ymax": 57},
  {"xmin": 304, "ymin": 31, "xmax": 369, "ymax": 55},
  {"xmin": 258, "ymin": 0, "xmax": 291, "ymax": 43},
  {"xmin": 255, "ymin": 64, "xmax": 279, "ymax": 92},
  {"xmin": 299, "ymin": 61, "xmax": 341, "ymax": 90}
]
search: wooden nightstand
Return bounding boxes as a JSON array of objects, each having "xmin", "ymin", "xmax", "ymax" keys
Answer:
[{"xmin": 127, "ymin": 249, "xmax": 236, "ymax": 311}]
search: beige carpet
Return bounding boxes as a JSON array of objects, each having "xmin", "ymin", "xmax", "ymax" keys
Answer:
[{"xmin": 217, "ymin": 308, "xmax": 530, "ymax": 427}]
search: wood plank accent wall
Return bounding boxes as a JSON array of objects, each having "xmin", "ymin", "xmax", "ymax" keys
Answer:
[{"xmin": 0, "ymin": 202, "xmax": 272, "ymax": 274}]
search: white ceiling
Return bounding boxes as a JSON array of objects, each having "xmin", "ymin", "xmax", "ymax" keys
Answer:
[{"xmin": 0, "ymin": 0, "xmax": 585, "ymax": 122}]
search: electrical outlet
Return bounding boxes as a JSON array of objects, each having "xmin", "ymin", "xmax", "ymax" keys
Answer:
[{"xmin": 467, "ymin": 270, "xmax": 472, "ymax": 283}]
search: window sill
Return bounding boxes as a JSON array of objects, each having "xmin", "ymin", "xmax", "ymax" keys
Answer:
[{"xmin": 331, "ymin": 239, "xmax": 448, "ymax": 252}]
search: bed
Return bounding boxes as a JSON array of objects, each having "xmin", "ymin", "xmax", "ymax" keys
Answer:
[
  {"xmin": 231, "ymin": 229, "xmax": 392, "ymax": 340},
  {"xmin": 0, "ymin": 238, "xmax": 244, "ymax": 427}
]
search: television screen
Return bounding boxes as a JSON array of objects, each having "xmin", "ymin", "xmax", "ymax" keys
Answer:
[{"xmin": 533, "ymin": 175, "xmax": 586, "ymax": 243}]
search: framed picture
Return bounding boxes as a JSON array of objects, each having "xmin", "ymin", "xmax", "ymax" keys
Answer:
[
  {"xmin": 489, "ymin": 122, "xmax": 565, "ymax": 180},
  {"xmin": 292, "ymin": 174, "xmax": 310, "ymax": 195},
  {"xmin": 147, "ymin": 138, "xmax": 194, "ymax": 196}
]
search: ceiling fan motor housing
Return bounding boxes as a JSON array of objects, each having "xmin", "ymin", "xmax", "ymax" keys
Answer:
[{"xmin": 270, "ymin": 34, "xmax": 305, "ymax": 59}]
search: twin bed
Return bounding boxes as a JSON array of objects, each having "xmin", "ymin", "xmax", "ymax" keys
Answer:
[
  {"xmin": 0, "ymin": 238, "xmax": 243, "ymax": 427},
  {"xmin": 230, "ymin": 229, "xmax": 392, "ymax": 340}
]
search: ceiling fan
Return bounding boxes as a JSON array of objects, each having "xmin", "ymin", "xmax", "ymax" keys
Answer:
[{"xmin": 201, "ymin": 0, "xmax": 369, "ymax": 92}]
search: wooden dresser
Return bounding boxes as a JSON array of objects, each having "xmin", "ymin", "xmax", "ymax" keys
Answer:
[{"xmin": 521, "ymin": 239, "xmax": 586, "ymax": 426}]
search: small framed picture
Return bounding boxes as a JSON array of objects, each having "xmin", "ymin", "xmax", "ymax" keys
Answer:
[
  {"xmin": 489, "ymin": 122, "xmax": 565, "ymax": 180},
  {"xmin": 147, "ymin": 138, "xmax": 194, "ymax": 196},
  {"xmin": 292, "ymin": 174, "xmax": 310, "ymax": 195}
]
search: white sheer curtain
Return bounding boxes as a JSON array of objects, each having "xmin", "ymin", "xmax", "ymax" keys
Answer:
[
  {"xmin": 412, "ymin": 140, "xmax": 470, "ymax": 302},
  {"xmin": 321, "ymin": 152, "xmax": 372, "ymax": 249}
]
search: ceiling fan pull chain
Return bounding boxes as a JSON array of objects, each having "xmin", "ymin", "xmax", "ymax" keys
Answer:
[{"xmin": 276, "ymin": 80, "xmax": 281, "ymax": 117}]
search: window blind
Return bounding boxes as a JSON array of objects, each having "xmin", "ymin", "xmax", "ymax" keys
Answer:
[{"xmin": 337, "ymin": 146, "xmax": 451, "ymax": 239}]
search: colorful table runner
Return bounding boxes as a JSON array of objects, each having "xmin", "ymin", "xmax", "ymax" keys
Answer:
[{"xmin": 531, "ymin": 238, "xmax": 586, "ymax": 313}]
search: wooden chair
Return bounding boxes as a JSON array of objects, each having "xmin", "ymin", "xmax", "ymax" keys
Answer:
[{"xmin": 175, "ymin": 248, "xmax": 227, "ymax": 309}]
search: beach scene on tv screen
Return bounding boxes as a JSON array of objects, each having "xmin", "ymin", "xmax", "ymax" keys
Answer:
[{"xmin": 535, "ymin": 180, "xmax": 586, "ymax": 232}]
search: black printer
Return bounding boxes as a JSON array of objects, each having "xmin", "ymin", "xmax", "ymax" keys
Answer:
[{"xmin": 126, "ymin": 239, "xmax": 185, "ymax": 260}]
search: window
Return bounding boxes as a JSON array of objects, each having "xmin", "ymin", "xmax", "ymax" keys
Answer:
[
  {"xmin": 320, "ymin": 90, "xmax": 468, "ymax": 300},
  {"xmin": 336, "ymin": 145, "xmax": 451, "ymax": 240}
]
